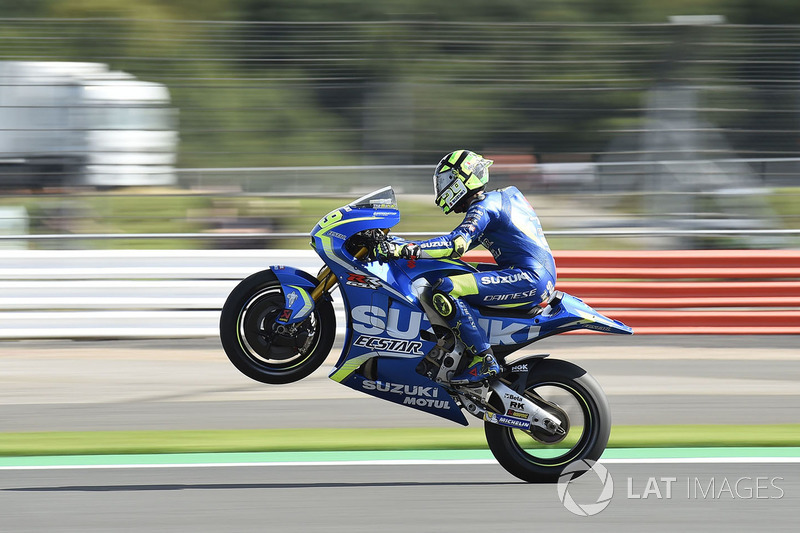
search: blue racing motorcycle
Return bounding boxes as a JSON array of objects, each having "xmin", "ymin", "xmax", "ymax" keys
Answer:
[{"xmin": 220, "ymin": 187, "xmax": 632, "ymax": 482}]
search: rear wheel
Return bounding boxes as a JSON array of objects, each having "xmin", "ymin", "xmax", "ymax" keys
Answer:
[
  {"xmin": 485, "ymin": 359, "xmax": 610, "ymax": 483},
  {"xmin": 219, "ymin": 270, "xmax": 335, "ymax": 384}
]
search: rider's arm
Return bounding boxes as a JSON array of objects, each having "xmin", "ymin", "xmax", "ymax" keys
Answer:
[{"xmin": 415, "ymin": 203, "xmax": 490, "ymax": 260}]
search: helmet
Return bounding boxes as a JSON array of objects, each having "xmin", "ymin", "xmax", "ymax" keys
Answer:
[{"xmin": 433, "ymin": 150, "xmax": 493, "ymax": 214}]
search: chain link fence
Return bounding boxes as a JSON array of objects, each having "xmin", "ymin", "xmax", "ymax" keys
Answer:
[{"xmin": 0, "ymin": 19, "xmax": 798, "ymax": 249}]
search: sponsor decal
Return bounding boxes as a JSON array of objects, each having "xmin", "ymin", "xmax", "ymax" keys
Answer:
[
  {"xmin": 362, "ymin": 379, "xmax": 449, "ymax": 409},
  {"xmin": 351, "ymin": 306, "xmax": 542, "ymax": 347},
  {"xmin": 496, "ymin": 414, "xmax": 531, "ymax": 430},
  {"xmin": 362, "ymin": 380, "xmax": 439, "ymax": 397},
  {"xmin": 345, "ymin": 273, "xmax": 381, "ymax": 290},
  {"xmin": 285, "ymin": 291, "xmax": 298, "ymax": 307},
  {"xmin": 419, "ymin": 241, "xmax": 444, "ymax": 249},
  {"xmin": 485, "ymin": 412, "xmax": 532, "ymax": 430},
  {"xmin": 511, "ymin": 364, "xmax": 528, "ymax": 372},
  {"xmin": 480, "ymin": 272, "xmax": 533, "ymax": 285},
  {"xmin": 277, "ymin": 309, "xmax": 292, "ymax": 323},
  {"xmin": 351, "ymin": 305, "xmax": 428, "ymax": 340},
  {"xmin": 354, "ymin": 335, "xmax": 423, "ymax": 355},
  {"xmin": 482, "ymin": 289, "xmax": 537, "ymax": 302},
  {"xmin": 402, "ymin": 396, "xmax": 450, "ymax": 408},
  {"xmin": 504, "ymin": 392, "xmax": 525, "ymax": 403},
  {"xmin": 584, "ymin": 323, "xmax": 613, "ymax": 332},
  {"xmin": 327, "ymin": 231, "xmax": 347, "ymax": 240},
  {"xmin": 477, "ymin": 319, "xmax": 541, "ymax": 345},
  {"xmin": 507, "ymin": 409, "xmax": 530, "ymax": 419},
  {"xmin": 480, "ymin": 238, "xmax": 502, "ymax": 259},
  {"xmin": 464, "ymin": 213, "xmax": 481, "ymax": 225}
]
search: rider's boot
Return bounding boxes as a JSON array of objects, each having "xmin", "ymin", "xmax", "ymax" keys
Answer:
[{"xmin": 450, "ymin": 349, "xmax": 502, "ymax": 385}]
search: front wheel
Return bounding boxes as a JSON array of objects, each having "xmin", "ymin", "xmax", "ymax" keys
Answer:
[
  {"xmin": 485, "ymin": 359, "xmax": 611, "ymax": 483},
  {"xmin": 219, "ymin": 270, "xmax": 335, "ymax": 384}
]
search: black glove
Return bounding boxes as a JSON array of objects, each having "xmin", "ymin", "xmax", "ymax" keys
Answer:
[
  {"xmin": 374, "ymin": 241, "xmax": 420, "ymax": 261},
  {"xmin": 399, "ymin": 243, "xmax": 421, "ymax": 259}
]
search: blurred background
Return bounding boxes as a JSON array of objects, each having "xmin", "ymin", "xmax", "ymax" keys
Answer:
[
  {"xmin": 0, "ymin": 0, "xmax": 798, "ymax": 251},
  {"xmin": 1, "ymin": 8, "xmax": 800, "ymax": 530}
]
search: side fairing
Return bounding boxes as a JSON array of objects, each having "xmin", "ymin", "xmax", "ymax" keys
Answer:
[{"xmin": 328, "ymin": 265, "xmax": 468, "ymax": 426}]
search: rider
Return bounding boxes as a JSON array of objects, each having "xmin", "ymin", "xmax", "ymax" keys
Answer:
[{"xmin": 376, "ymin": 149, "xmax": 557, "ymax": 385}]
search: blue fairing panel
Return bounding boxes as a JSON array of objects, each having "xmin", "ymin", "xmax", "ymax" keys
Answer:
[
  {"xmin": 270, "ymin": 266, "xmax": 322, "ymax": 324},
  {"xmin": 342, "ymin": 371, "xmax": 469, "ymax": 426},
  {"xmin": 270, "ymin": 265, "xmax": 320, "ymax": 290}
]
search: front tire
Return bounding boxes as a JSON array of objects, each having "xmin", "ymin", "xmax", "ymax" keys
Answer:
[
  {"xmin": 220, "ymin": 270, "xmax": 335, "ymax": 384},
  {"xmin": 485, "ymin": 359, "xmax": 611, "ymax": 483}
]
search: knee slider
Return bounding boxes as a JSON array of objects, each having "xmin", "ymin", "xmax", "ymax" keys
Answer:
[{"xmin": 431, "ymin": 290, "xmax": 457, "ymax": 320}]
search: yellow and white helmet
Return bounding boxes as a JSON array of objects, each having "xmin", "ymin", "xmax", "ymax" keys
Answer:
[{"xmin": 433, "ymin": 150, "xmax": 493, "ymax": 214}]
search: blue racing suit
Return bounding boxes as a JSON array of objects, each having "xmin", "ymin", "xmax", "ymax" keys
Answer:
[{"xmin": 416, "ymin": 186, "xmax": 556, "ymax": 355}]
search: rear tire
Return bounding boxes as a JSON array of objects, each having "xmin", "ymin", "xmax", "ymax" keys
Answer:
[
  {"xmin": 219, "ymin": 270, "xmax": 335, "ymax": 384},
  {"xmin": 485, "ymin": 359, "xmax": 611, "ymax": 483}
]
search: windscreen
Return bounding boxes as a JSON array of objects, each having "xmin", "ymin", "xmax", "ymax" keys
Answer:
[{"xmin": 348, "ymin": 186, "xmax": 397, "ymax": 210}]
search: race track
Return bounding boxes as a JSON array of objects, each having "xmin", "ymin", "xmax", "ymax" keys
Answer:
[
  {"xmin": 1, "ymin": 335, "xmax": 798, "ymax": 431},
  {"xmin": 1, "ymin": 460, "xmax": 797, "ymax": 532},
  {"xmin": 1, "ymin": 335, "xmax": 798, "ymax": 531}
]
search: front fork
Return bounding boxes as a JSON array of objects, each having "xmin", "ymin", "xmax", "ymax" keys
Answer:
[{"xmin": 310, "ymin": 245, "xmax": 373, "ymax": 302}]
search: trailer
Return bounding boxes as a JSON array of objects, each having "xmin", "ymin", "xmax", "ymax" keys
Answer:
[{"xmin": 0, "ymin": 61, "xmax": 177, "ymax": 188}]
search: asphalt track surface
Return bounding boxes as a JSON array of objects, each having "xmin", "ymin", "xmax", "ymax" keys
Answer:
[
  {"xmin": 1, "ymin": 335, "xmax": 799, "ymax": 531},
  {"xmin": 1, "ymin": 460, "xmax": 798, "ymax": 532},
  {"xmin": 1, "ymin": 335, "xmax": 798, "ymax": 431}
]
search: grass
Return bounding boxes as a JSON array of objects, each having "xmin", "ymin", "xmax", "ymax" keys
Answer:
[
  {"xmin": 1, "ymin": 424, "xmax": 799, "ymax": 457},
  {"xmin": 3, "ymin": 186, "xmax": 797, "ymax": 250}
]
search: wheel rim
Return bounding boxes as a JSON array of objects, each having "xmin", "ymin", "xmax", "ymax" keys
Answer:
[
  {"xmin": 502, "ymin": 381, "xmax": 596, "ymax": 467},
  {"xmin": 236, "ymin": 286, "xmax": 322, "ymax": 371}
]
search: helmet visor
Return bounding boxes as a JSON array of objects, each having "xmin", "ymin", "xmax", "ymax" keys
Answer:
[{"xmin": 471, "ymin": 158, "xmax": 492, "ymax": 182}]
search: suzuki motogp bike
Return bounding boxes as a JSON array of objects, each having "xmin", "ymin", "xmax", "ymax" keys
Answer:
[{"xmin": 220, "ymin": 187, "xmax": 632, "ymax": 483}]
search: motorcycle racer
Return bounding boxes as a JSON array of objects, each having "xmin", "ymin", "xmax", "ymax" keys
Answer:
[{"xmin": 376, "ymin": 149, "xmax": 557, "ymax": 385}]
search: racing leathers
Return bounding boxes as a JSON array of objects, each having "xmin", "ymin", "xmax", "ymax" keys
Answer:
[{"xmin": 412, "ymin": 186, "xmax": 557, "ymax": 367}]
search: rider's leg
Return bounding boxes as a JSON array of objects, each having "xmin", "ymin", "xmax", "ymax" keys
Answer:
[
  {"xmin": 432, "ymin": 267, "xmax": 555, "ymax": 384},
  {"xmin": 431, "ymin": 275, "xmax": 500, "ymax": 384}
]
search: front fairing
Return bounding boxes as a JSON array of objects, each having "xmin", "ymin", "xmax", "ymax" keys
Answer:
[{"xmin": 311, "ymin": 186, "xmax": 401, "ymax": 264}]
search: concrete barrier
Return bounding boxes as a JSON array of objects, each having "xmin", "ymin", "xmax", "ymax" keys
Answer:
[
  {"xmin": 466, "ymin": 250, "xmax": 800, "ymax": 335},
  {"xmin": 1, "ymin": 249, "xmax": 797, "ymax": 338}
]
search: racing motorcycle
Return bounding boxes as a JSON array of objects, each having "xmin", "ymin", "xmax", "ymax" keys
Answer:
[{"xmin": 220, "ymin": 187, "xmax": 632, "ymax": 483}]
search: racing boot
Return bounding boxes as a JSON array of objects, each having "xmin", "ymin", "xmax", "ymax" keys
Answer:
[{"xmin": 450, "ymin": 349, "xmax": 502, "ymax": 386}]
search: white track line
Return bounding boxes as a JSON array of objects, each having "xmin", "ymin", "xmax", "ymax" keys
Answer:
[{"xmin": 2, "ymin": 457, "xmax": 800, "ymax": 470}]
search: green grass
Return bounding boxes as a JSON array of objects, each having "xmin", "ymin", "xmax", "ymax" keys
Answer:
[
  {"xmin": 1, "ymin": 424, "xmax": 799, "ymax": 457},
  {"xmin": 4, "ymin": 186, "xmax": 797, "ymax": 250}
]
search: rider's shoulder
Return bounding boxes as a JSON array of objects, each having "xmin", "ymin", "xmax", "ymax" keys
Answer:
[
  {"xmin": 478, "ymin": 187, "xmax": 514, "ymax": 206},
  {"xmin": 495, "ymin": 185, "xmax": 523, "ymax": 196}
]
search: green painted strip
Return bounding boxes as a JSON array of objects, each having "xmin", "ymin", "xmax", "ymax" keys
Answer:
[
  {"xmin": 602, "ymin": 446, "xmax": 800, "ymax": 459},
  {"xmin": 1, "ymin": 447, "xmax": 800, "ymax": 468},
  {"xmin": 1, "ymin": 424, "xmax": 799, "ymax": 458}
]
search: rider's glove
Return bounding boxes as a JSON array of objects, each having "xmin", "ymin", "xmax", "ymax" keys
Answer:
[
  {"xmin": 398, "ymin": 243, "xmax": 421, "ymax": 259},
  {"xmin": 375, "ymin": 241, "xmax": 421, "ymax": 262}
]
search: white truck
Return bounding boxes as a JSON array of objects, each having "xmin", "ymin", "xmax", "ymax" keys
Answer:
[{"xmin": 0, "ymin": 61, "xmax": 177, "ymax": 188}]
